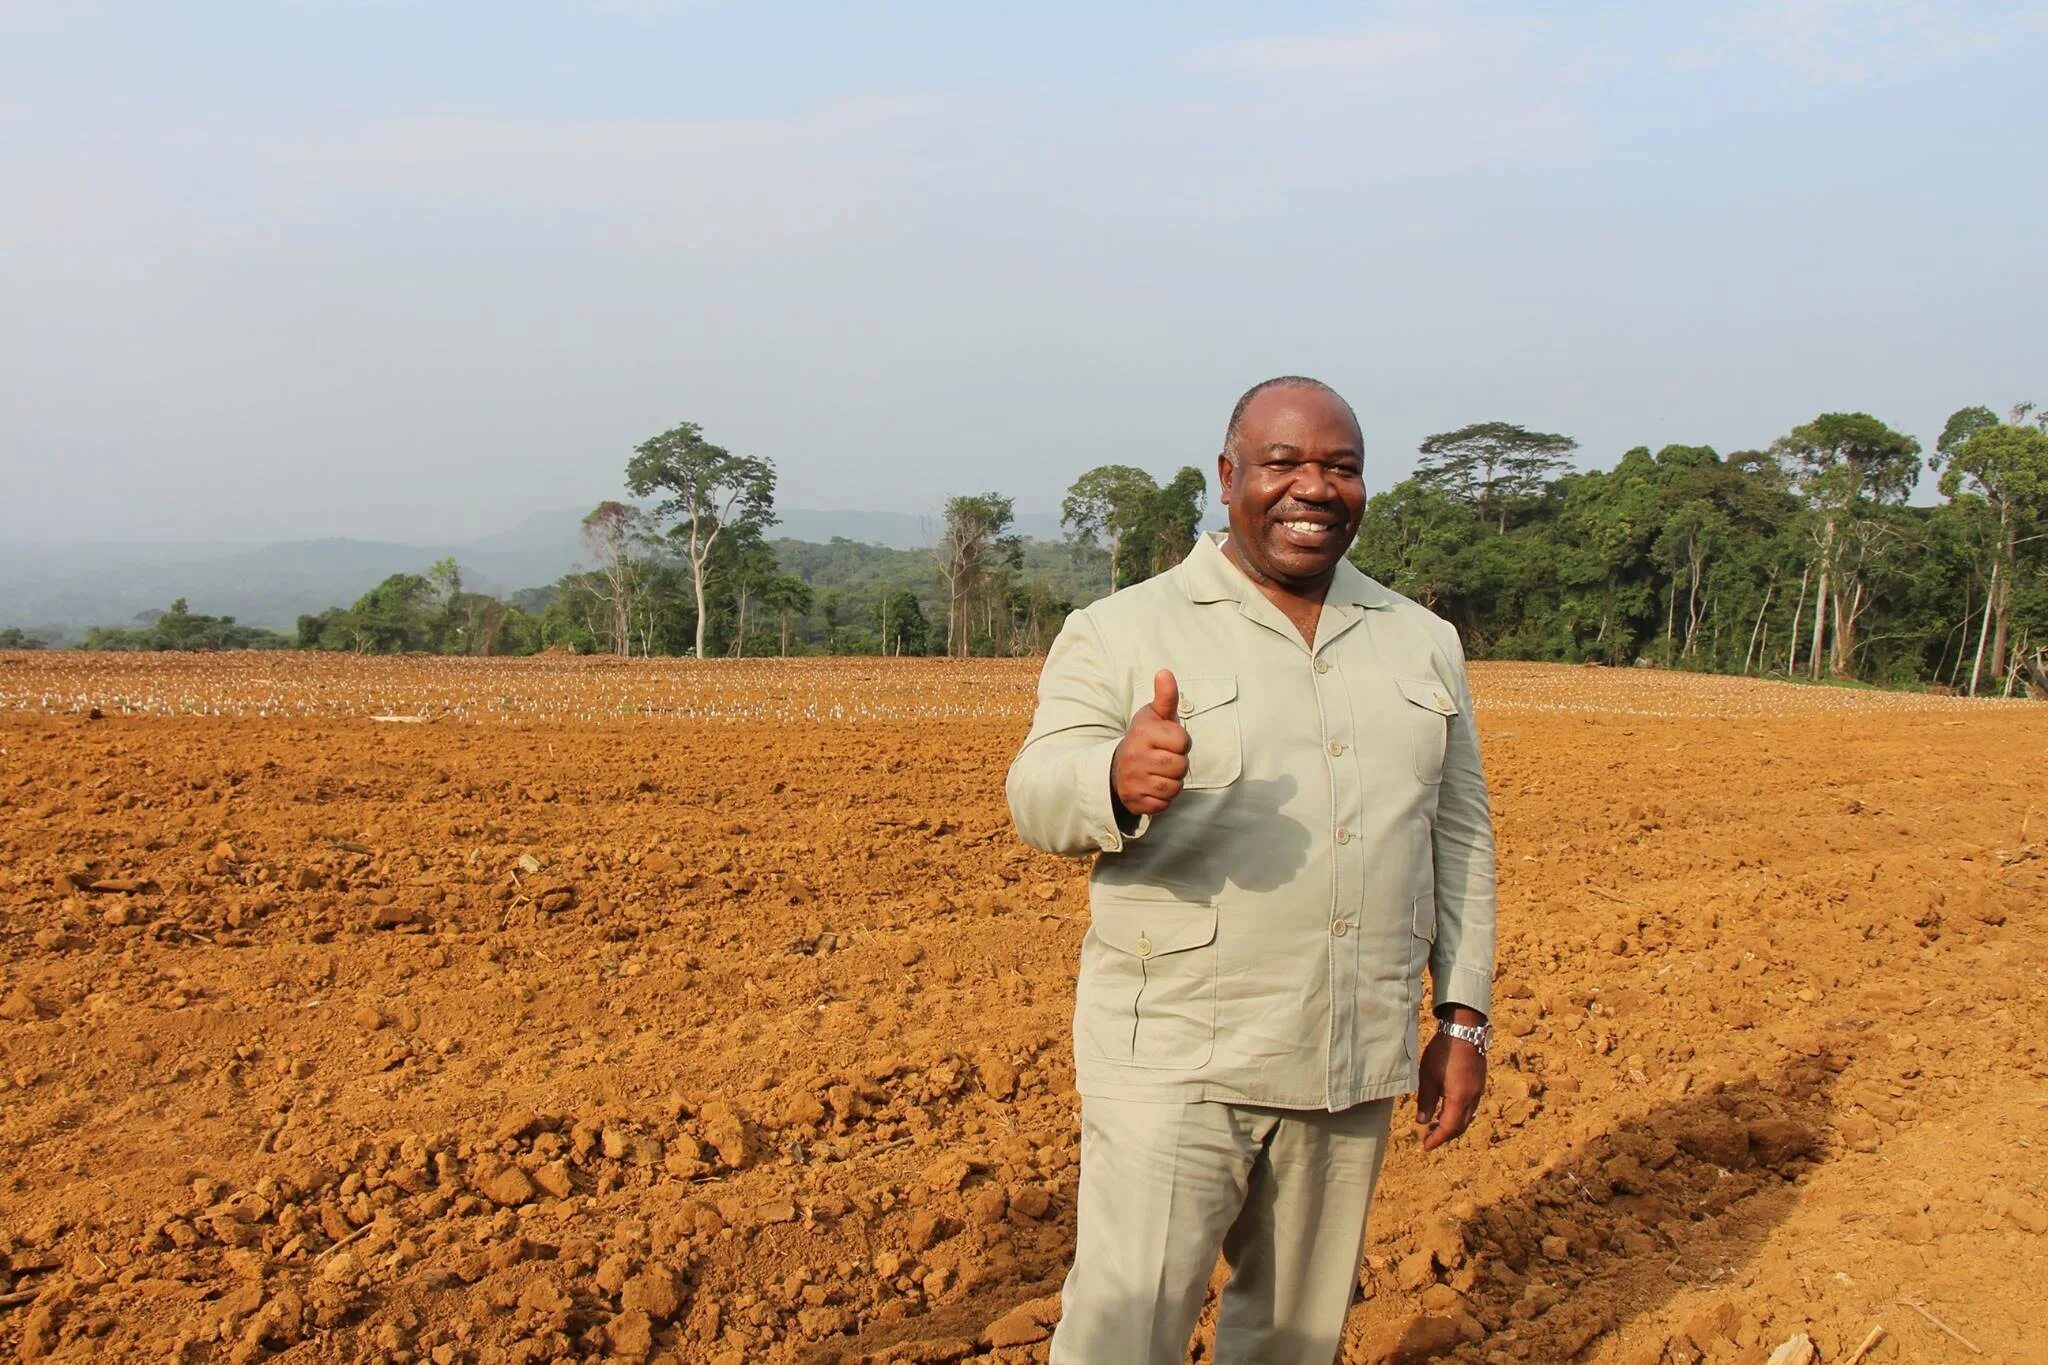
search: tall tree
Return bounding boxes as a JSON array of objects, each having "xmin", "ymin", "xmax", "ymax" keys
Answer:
[
  {"xmin": 1062, "ymin": 464, "xmax": 1157, "ymax": 594},
  {"xmin": 1935, "ymin": 403, "xmax": 2048, "ymax": 688},
  {"xmin": 580, "ymin": 501, "xmax": 652, "ymax": 657},
  {"xmin": 1773, "ymin": 413, "xmax": 1922, "ymax": 677},
  {"xmin": 936, "ymin": 493, "xmax": 1021, "ymax": 657},
  {"xmin": 1139, "ymin": 467, "xmax": 1208, "ymax": 579},
  {"xmin": 761, "ymin": 574, "xmax": 815, "ymax": 658},
  {"xmin": 625, "ymin": 422, "xmax": 777, "ymax": 660},
  {"xmin": 1416, "ymin": 422, "xmax": 1579, "ymax": 532}
]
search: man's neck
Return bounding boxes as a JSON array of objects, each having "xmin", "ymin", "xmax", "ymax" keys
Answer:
[{"xmin": 1220, "ymin": 535, "xmax": 1330, "ymax": 645}]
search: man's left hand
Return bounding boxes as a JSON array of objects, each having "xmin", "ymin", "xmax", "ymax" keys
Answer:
[{"xmin": 1416, "ymin": 1021, "xmax": 1486, "ymax": 1151}]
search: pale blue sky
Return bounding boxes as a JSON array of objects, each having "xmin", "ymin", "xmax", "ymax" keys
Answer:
[{"xmin": 3, "ymin": 1, "xmax": 2044, "ymax": 543}]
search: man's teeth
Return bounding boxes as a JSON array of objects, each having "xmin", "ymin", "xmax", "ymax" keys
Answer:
[{"xmin": 1283, "ymin": 520, "xmax": 1328, "ymax": 533}]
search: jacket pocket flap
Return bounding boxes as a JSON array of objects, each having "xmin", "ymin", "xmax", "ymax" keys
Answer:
[
  {"xmin": 1396, "ymin": 677, "xmax": 1458, "ymax": 716},
  {"xmin": 1413, "ymin": 893, "xmax": 1437, "ymax": 941},
  {"xmin": 1090, "ymin": 900, "xmax": 1219, "ymax": 959},
  {"xmin": 1174, "ymin": 675, "xmax": 1237, "ymax": 719}
]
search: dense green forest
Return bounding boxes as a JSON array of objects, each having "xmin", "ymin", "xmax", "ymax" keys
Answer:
[{"xmin": 45, "ymin": 404, "xmax": 2048, "ymax": 696}]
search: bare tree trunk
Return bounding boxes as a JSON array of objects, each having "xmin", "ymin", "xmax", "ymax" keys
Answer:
[
  {"xmin": 1787, "ymin": 566, "xmax": 1808, "ymax": 675},
  {"xmin": 1832, "ymin": 581, "xmax": 1861, "ymax": 678},
  {"xmin": 1969, "ymin": 560, "xmax": 1998, "ymax": 697},
  {"xmin": 2002, "ymin": 629, "xmax": 2026, "ymax": 699},
  {"xmin": 1744, "ymin": 579, "xmax": 1775, "ymax": 674},
  {"xmin": 1809, "ymin": 517, "xmax": 1835, "ymax": 680},
  {"xmin": 1809, "ymin": 564, "xmax": 1829, "ymax": 681},
  {"xmin": 1992, "ymin": 505, "xmax": 2015, "ymax": 680},
  {"xmin": 1683, "ymin": 541, "xmax": 1704, "ymax": 656}
]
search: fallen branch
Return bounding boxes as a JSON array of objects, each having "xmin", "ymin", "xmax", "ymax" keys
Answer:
[
  {"xmin": 0, "ymin": 1290, "xmax": 40, "ymax": 1310},
  {"xmin": 368, "ymin": 714, "xmax": 431, "ymax": 724},
  {"xmin": 1844, "ymin": 1323, "xmax": 1887, "ymax": 1365},
  {"xmin": 1899, "ymin": 1298, "xmax": 1979, "ymax": 1355},
  {"xmin": 315, "ymin": 1220, "xmax": 375, "ymax": 1261}
]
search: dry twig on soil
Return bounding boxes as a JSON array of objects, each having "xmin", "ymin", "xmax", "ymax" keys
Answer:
[{"xmin": 1900, "ymin": 1298, "xmax": 1980, "ymax": 1354}]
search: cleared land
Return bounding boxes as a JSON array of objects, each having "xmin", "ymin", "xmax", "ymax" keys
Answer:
[{"xmin": 0, "ymin": 654, "xmax": 2043, "ymax": 1365}]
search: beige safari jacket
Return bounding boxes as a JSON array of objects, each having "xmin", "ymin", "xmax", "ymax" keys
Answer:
[{"xmin": 1007, "ymin": 532, "xmax": 1497, "ymax": 1109}]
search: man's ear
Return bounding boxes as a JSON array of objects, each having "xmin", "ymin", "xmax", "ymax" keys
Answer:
[{"xmin": 1215, "ymin": 452, "xmax": 1234, "ymax": 506}]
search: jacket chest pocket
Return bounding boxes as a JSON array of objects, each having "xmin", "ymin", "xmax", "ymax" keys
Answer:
[
  {"xmin": 1395, "ymin": 678, "xmax": 1458, "ymax": 784},
  {"xmin": 1175, "ymin": 675, "xmax": 1242, "ymax": 790},
  {"xmin": 1078, "ymin": 899, "xmax": 1219, "ymax": 1070}
]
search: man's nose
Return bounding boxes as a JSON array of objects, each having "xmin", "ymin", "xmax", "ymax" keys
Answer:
[{"xmin": 1292, "ymin": 463, "xmax": 1336, "ymax": 500}]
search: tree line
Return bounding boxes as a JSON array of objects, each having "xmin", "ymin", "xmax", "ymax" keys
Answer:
[
  {"xmin": 29, "ymin": 403, "xmax": 2045, "ymax": 695},
  {"xmin": 1350, "ymin": 405, "xmax": 2048, "ymax": 694}
]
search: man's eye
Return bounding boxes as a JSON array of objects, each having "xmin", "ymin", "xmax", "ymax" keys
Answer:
[{"xmin": 1332, "ymin": 467, "xmax": 1363, "ymax": 480}]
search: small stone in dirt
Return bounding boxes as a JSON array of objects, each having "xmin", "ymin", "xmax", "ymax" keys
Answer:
[
  {"xmin": 1, "ymin": 989, "xmax": 42, "ymax": 1021},
  {"xmin": 977, "ymin": 1056, "xmax": 1018, "ymax": 1100},
  {"xmin": 594, "ymin": 1252, "xmax": 634, "ymax": 1296},
  {"xmin": 922, "ymin": 1154, "xmax": 974, "ymax": 1193},
  {"xmin": 350, "ymin": 1005, "xmax": 386, "ymax": 1030},
  {"xmin": 606, "ymin": 1308, "xmax": 654, "ymax": 1360},
  {"xmin": 1747, "ymin": 1118, "xmax": 1817, "ymax": 1168},
  {"xmin": 907, "ymin": 1211, "xmax": 947, "ymax": 1252},
  {"xmin": 1396, "ymin": 1249, "xmax": 1436, "ymax": 1290},
  {"xmin": 1365, "ymin": 1312, "xmax": 1463, "ymax": 1364},
  {"xmin": 983, "ymin": 1307, "xmax": 1050, "ymax": 1348},
  {"xmin": 320, "ymin": 1249, "xmax": 363, "ymax": 1284},
  {"xmin": 478, "ymin": 1165, "xmax": 537, "ymax": 1206},
  {"xmin": 620, "ymin": 1265, "xmax": 684, "ymax": 1321},
  {"xmin": 494, "ymin": 1110, "xmax": 546, "ymax": 1143},
  {"xmin": 1417, "ymin": 1216, "xmax": 1465, "ymax": 1271},
  {"xmin": 1008, "ymin": 1186, "xmax": 1051, "ymax": 1221},
  {"xmin": 533, "ymin": 1161, "xmax": 574, "ymax": 1200},
  {"xmin": 695, "ymin": 1101, "xmax": 749, "ymax": 1169}
]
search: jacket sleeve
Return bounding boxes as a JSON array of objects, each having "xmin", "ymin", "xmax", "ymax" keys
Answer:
[
  {"xmin": 1429, "ymin": 618, "xmax": 1498, "ymax": 1016},
  {"xmin": 1006, "ymin": 608, "xmax": 1150, "ymax": 857}
]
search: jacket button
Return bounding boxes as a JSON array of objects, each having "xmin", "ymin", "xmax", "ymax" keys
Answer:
[
  {"xmin": 1331, "ymin": 922, "xmax": 1349, "ymax": 937},
  {"xmin": 1335, "ymin": 827, "xmax": 1352, "ymax": 845},
  {"xmin": 1327, "ymin": 740, "xmax": 1345, "ymax": 757},
  {"xmin": 1314, "ymin": 659, "xmax": 1330, "ymax": 674},
  {"xmin": 1135, "ymin": 937, "xmax": 1152, "ymax": 957}
]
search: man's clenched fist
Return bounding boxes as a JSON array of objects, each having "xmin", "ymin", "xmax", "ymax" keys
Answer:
[{"xmin": 1112, "ymin": 670, "xmax": 1191, "ymax": 818}]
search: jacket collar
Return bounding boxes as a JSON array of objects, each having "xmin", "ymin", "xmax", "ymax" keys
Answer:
[{"xmin": 1180, "ymin": 531, "xmax": 1396, "ymax": 610}]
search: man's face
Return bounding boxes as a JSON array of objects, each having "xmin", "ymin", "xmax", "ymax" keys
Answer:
[{"xmin": 1216, "ymin": 386, "xmax": 1366, "ymax": 594}]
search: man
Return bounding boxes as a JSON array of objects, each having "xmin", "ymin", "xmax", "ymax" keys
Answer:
[{"xmin": 1005, "ymin": 377, "xmax": 1497, "ymax": 1365}]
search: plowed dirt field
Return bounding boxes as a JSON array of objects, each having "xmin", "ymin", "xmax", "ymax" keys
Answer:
[{"xmin": 1, "ymin": 653, "xmax": 2043, "ymax": 1365}]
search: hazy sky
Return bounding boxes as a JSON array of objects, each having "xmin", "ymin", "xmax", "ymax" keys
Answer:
[{"xmin": 3, "ymin": 1, "xmax": 2044, "ymax": 544}]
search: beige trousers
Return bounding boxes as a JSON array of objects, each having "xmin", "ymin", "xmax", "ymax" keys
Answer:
[{"xmin": 1048, "ymin": 1095, "xmax": 1395, "ymax": 1365}]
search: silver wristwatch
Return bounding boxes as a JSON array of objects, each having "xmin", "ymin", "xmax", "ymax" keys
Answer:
[{"xmin": 1437, "ymin": 1020, "xmax": 1493, "ymax": 1055}]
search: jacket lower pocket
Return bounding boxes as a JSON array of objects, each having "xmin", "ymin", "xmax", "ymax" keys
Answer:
[{"xmin": 1078, "ymin": 899, "xmax": 1219, "ymax": 1070}]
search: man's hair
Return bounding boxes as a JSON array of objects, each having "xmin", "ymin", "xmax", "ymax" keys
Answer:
[{"xmin": 1221, "ymin": 375, "xmax": 1355, "ymax": 465}]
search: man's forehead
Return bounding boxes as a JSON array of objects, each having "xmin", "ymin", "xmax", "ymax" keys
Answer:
[{"xmin": 1239, "ymin": 386, "xmax": 1361, "ymax": 446}]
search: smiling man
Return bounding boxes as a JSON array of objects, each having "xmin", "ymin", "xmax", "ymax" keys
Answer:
[{"xmin": 1006, "ymin": 376, "xmax": 1498, "ymax": 1364}]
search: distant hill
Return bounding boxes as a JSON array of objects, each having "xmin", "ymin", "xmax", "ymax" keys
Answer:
[{"xmin": 0, "ymin": 505, "xmax": 1071, "ymax": 632}]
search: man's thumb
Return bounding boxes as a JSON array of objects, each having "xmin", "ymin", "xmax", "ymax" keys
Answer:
[{"xmin": 1150, "ymin": 669, "xmax": 1179, "ymax": 721}]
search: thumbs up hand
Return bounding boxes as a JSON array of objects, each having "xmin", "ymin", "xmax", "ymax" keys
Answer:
[{"xmin": 1113, "ymin": 669, "xmax": 1191, "ymax": 817}]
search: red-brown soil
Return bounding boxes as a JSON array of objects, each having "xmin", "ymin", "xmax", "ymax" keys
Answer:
[{"xmin": 0, "ymin": 654, "xmax": 2042, "ymax": 1364}]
